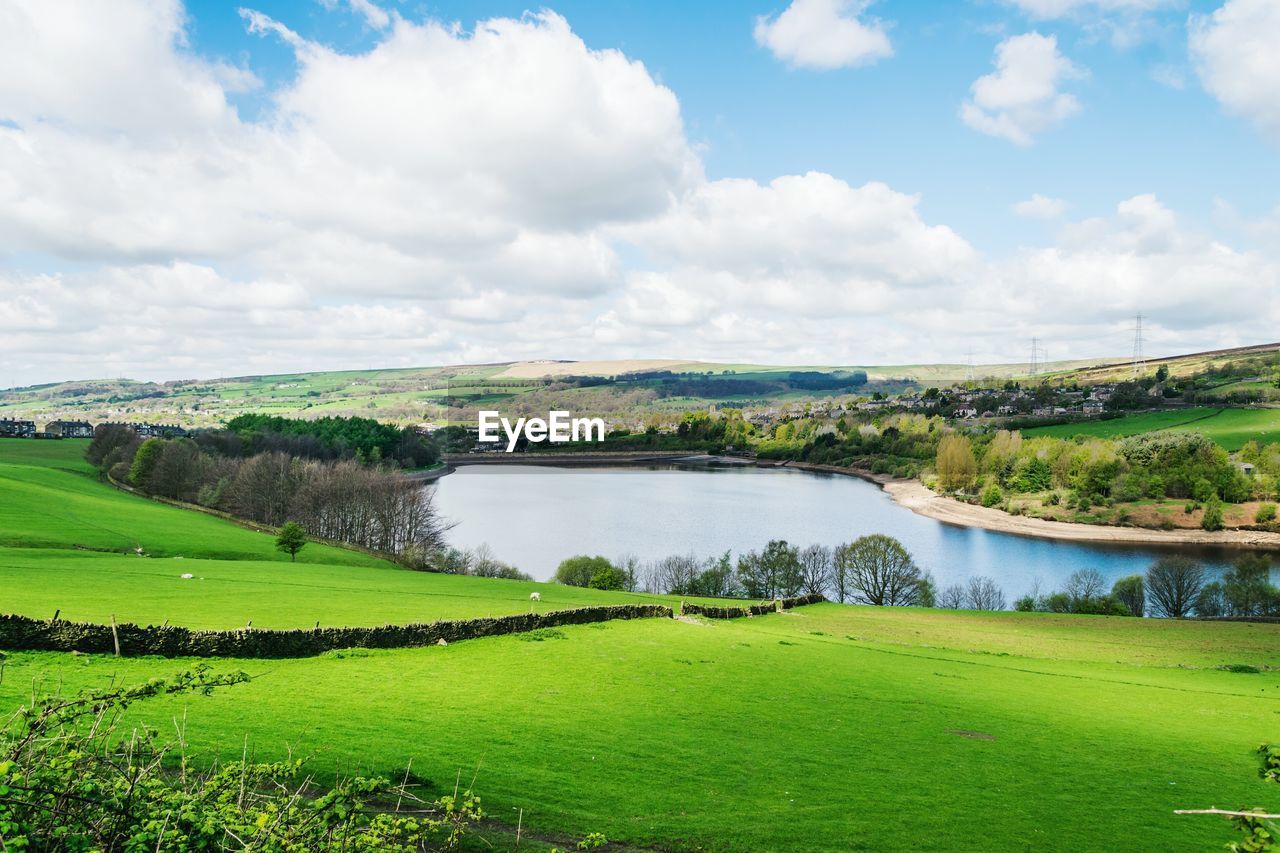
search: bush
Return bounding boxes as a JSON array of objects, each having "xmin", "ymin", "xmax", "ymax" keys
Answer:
[
  {"xmin": 1201, "ymin": 498, "xmax": 1225, "ymax": 531},
  {"xmin": 981, "ymin": 483, "xmax": 1003, "ymax": 508},
  {"xmin": 0, "ymin": 668, "xmax": 482, "ymax": 850},
  {"xmin": 1013, "ymin": 595, "xmax": 1037, "ymax": 612},
  {"xmin": 554, "ymin": 555, "xmax": 615, "ymax": 587},
  {"xmin": 1256, "ymin": 503, "xmax": 1277, "ymax": 524}
]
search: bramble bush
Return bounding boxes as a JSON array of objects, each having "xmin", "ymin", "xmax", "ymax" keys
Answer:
[{"xmin": 0, "ymin": 666, "xmax": 482, "ymax": 851}]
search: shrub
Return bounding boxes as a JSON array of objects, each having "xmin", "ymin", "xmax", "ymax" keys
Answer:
[
  {"xmin": 1201, "ymin": 498, "xmax": 1225, "ymax": 531},
  {"xmin": 981, "ymin": 483, "xmax": 1003, "ymax": 508},
  {"xmin": 0, "ymin": 668, "xmax": 482, "ymax": 850},
  {"xmin": 1013, "ymin": 595, "xmax": 1037, "ymax": 612},
  {"xmin": 1256, "ymin": 503, "xmax": 1277, "ymax": 524},
  {"xmin": 555, "ymin": 555, "xmax": 615, "ymax": 587}
]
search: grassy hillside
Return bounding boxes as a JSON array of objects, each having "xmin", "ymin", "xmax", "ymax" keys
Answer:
[
  {"xmin": 2, "ymin": 438, "xmax": 1278, "ymax": 850},
  {"xmin": 2, "ymin": 607, "xmax": 1276, "ymax": 851},
  {"xmin": 0, "ymin": 439, "xmax": 721, "ymax": 628},
  {"xmin": 1022, "ymin": 407, "xmax": 1280, "ymax": 451},
  {"xmin": 0, "ymin": 355, "xmax": 1121, "ymax": 427}
]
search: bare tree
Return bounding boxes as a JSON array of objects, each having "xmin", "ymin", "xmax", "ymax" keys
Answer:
[
  {"xmin": 1146, "ymin": 556, "xmax": 1205, "ymax": 618},
  {"xmin": 1063, "ymin": 569, "xmax": 1106, "ymax": 607},
  {"xmin": 937, "ymin": 584, "xmax": 966, "ymax": 609},
  {"xmin": 798, "ymin": 544, "xmax": 831, "ymax": 597},
  {"xmin": 654, "ymin": 554, "xmax": 700, "ymax": 595},
  {"xmin": 614, "ymin": 553, "xmax": 642, "ymax": 592},
  {"xmin": 838, "ymin": 535, "xmax": 925, "ymax": 606},
  {"xmin": 964, "ymin": 576, "xmax": 1007, "ymax": 611}
]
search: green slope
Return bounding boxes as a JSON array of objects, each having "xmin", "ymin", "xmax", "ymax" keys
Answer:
[
  {"xmin": 2, "ymin": 606, "xmax": 1276, "ymax": 851},
  {"xmin": 0, "ymin": 439, "xmax": 732, "ymax": 628},
  {"xmin": 1022, "ymin": 407, "xmax": 1280, "ymax": 450},
  {"xmin": 2, "ymin": 438, "xmax": 1278, "ymax": 851}
]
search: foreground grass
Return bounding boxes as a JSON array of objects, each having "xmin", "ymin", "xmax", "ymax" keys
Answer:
[
  {"xmin": 2, "ymin": 605, "xmax": 1276, "ymax": 852},
  {"xmin": 1023, "ymin": 407, "xmax": 1280, "ymax": 451}
]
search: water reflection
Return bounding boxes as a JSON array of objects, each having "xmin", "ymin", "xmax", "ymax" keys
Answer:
[{"xmin": 428, "ymin": 463, "xmax": 1262, "ymax": 596}]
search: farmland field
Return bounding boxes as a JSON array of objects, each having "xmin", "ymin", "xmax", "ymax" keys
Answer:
[
  {"xmin": 0, "ymin": 439, "xmax": 726, "ymax": 628},
  {"xmin": 1, "ymin": 439, "xmax": 1278, "ymax": 851},
  {"xmin": 1022, "ymin": 406, "xmax": 1280, "ymax": 450}
]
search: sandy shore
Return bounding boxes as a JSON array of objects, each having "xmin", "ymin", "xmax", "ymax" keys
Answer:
[{"xmin": 780, "ymin": 461, "xmax": 1280, "ymax": 551}]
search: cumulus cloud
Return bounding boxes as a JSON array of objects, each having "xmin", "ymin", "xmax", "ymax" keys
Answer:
[
  {"xmin": 1190, "ymin": 0, "xmax": 1280, "ymax": 141},
  {"xmin": 0, "ymin": 2, "xmax": 1275, "ymax": 384},
  {"xmin": 961, "ymin": 33, "xmax": 1084, "ymax": 145},
  {"xmin": 753, "ymin": 0, "xmax": 892, "ymax": 70},
  {"xmin": 1012, "ymin": 194, "xmax": 1068, "ymax": 218},
  {"xmin": 1003, "ymin": 0, "xmax": 1173, "ymax": 18}
]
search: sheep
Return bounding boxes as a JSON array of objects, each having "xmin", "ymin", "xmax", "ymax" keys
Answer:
[
  {"xmin": 180, "ymin": 573, "xmax": 194, "ymax": 579},
  {"xmin": 529, "ymin": 592, "xmax": 541, "ymax": 602}
]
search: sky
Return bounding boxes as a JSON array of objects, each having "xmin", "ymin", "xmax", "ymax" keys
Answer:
[{"xmin": 1, "ymin": 0, "xmax": 1278, "ymax": 385}]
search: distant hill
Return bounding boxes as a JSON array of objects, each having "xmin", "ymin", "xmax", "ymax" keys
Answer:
[{"xmin": 3, "ymin": 344, "xmax": 1273, "ymax": 427}]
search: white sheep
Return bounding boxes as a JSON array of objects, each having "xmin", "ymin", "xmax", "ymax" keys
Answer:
[
  {"xmin": 180, "ymin": 573, "xmax": 194, "ymax": 579},
  {"xmin": 529, "ymin": 592, "xmax": 541, "ymax": 602}
]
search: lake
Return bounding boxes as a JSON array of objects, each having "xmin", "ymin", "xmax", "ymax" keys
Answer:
[{"xmin": 428, "ymin": 462, "xmax": 1257, "ymax": 597}]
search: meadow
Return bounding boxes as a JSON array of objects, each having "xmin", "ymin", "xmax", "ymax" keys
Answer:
[
  {"xmin": 2, "ymin": 438, "xmax": 1279, "ymax": 850},
  {"xmin": 1023, "ymin": 406, "xmax": 1280, "ymax": 451},
  {"xmin": 0, "ymin": 439, "xmax": 722, "ymax": 628}
]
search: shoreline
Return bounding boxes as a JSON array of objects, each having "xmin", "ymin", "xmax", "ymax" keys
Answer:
[{"xmin": 780, "ymin": 460, "xmax": 1280, "ymax": 551}]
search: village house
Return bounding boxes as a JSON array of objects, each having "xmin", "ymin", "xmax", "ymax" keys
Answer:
[
  {"xmin": 0, "ymin": 418, "xmax": 36, "ymax": 438},
  {"xmin": 45, "ymin": 420, "xmax": 94, "ymax": 438}
]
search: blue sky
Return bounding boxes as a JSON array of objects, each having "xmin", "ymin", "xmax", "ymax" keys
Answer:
[
  {"xmin": 0, "ymin": 0, "xmax": 1277, "ymax": 383},
  {"xmin": 178, "ymin": 0, "xmax": 1276, "ymax": 252}
]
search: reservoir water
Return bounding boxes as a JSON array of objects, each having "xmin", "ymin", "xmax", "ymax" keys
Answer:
[{"xmin": 429, "ymin": 463, "xmax": 1258, "ymax": 597}]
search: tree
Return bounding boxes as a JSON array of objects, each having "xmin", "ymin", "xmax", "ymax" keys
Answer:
[
  {"xmin": 936, "ymin": 434, "xmax": 977, "ymax": 492},
  {"xmin": 916, "ymin": 571, "xmax": 937, "ymax": 607},
  {"xmin": 1112, "ymin": 575, "xmax": 1145, "ymax": 617},
  {"xmin": 1063, "ymin": 569, "xmax": 1106, "ymax": 608},
  {"xmin": 555, "ymin": 555, "xmax": 614, "ymax": 588},
  {"xmin": 1222, "ymin": 554, "xmax": 1279, "ymax": 618},
  {"xmin": 1146, "ymin": 556, "xmax": 1205, "ymax": 618},
  {"xmin": 937, "ymin": 584, "xmax": 966, "ymax": 609},
  {"xmin": 1194, "ymin": 581, "xmax": 1226, "ymax": 618},
  {"xmin": 275, "ymin": 521, "xmax": 307, "ymax": 562},
  {"xmin": 1201, "ymin": 497, "xmax": 1225, "ymax": 531},
  {"xmin": 128, "ymin": 438, "xmax": 165, "ymax": 488},
  {"xmin": 797, "ymin": 544, "xmax": 831, "ymax": 597},
  {"xmin": 838, "ymin": 535, "xmax": 926, "ymax": 606},
  {"xmin": 588, "ymin": 565, "xmax": 626, "ymax": 591},
  {"xmin": 965, "ymin": 576, "xmax": 1006, "ymax": 611}
]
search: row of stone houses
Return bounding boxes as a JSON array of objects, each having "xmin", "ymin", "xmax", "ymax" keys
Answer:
[{"xmin": 0, "ymin": 420, "xmax": 186, "ymax": 440}]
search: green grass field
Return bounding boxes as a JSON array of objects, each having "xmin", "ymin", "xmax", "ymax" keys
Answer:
[
  {"xmin": 1023, "ymin": 406, "xmax": 1280, "ymax": 450},
  {"xmin": 0, "ymin": 440, "xmax": 723, "ymax": 628},
  {"xmin": 2, "ymin": 438, "xmax": 1278, "ymax": 850}
]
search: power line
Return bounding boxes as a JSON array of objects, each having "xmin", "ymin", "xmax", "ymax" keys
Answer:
[
  {"xmin": 1028, "ymin": 337, "xmax": 1042, "ymax": 377},
  {"xmin": 1132, "ymin": 314, "xmax": 1146, "ymax": 378}
]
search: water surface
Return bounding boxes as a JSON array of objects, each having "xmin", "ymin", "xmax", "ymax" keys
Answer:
[{"xmin": 429, "ymin": 463, "xmax": 1257, "ymax": 597}]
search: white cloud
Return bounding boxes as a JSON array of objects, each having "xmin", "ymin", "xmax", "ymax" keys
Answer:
[
  {"xmin": 0, "ymin": 2, "xmax": 1275, "ymax": 384},
  {"xmin": 1190, "ymin": 0, "xmax": 1280, "ymax": 141},
  {"xmin": 1004, "ymin": 0, "xmax": 1173, "ymax": 17},
  {"xmin": 1012, "ymin": 194, "xmax": 1068, "ymax": 218},
  {"xmin": 961, "ymin": 33, "xmax": 1085, "ymax": 145},
  {"xmin": 753, "ymin": 0, "xmax": 892, "ymax": 70}
]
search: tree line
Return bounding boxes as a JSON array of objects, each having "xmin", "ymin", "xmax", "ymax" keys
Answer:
[
  {"xmin": 551, "ymin": 535, "xmax": 937, "ymax": 606},
  {"xmin": 88, "ymin": 424, "xmax": 449, "ymax": 566},
  {"xmin": 545, "ymin": 535, "xmax": 1277, "ymax": 620}
]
